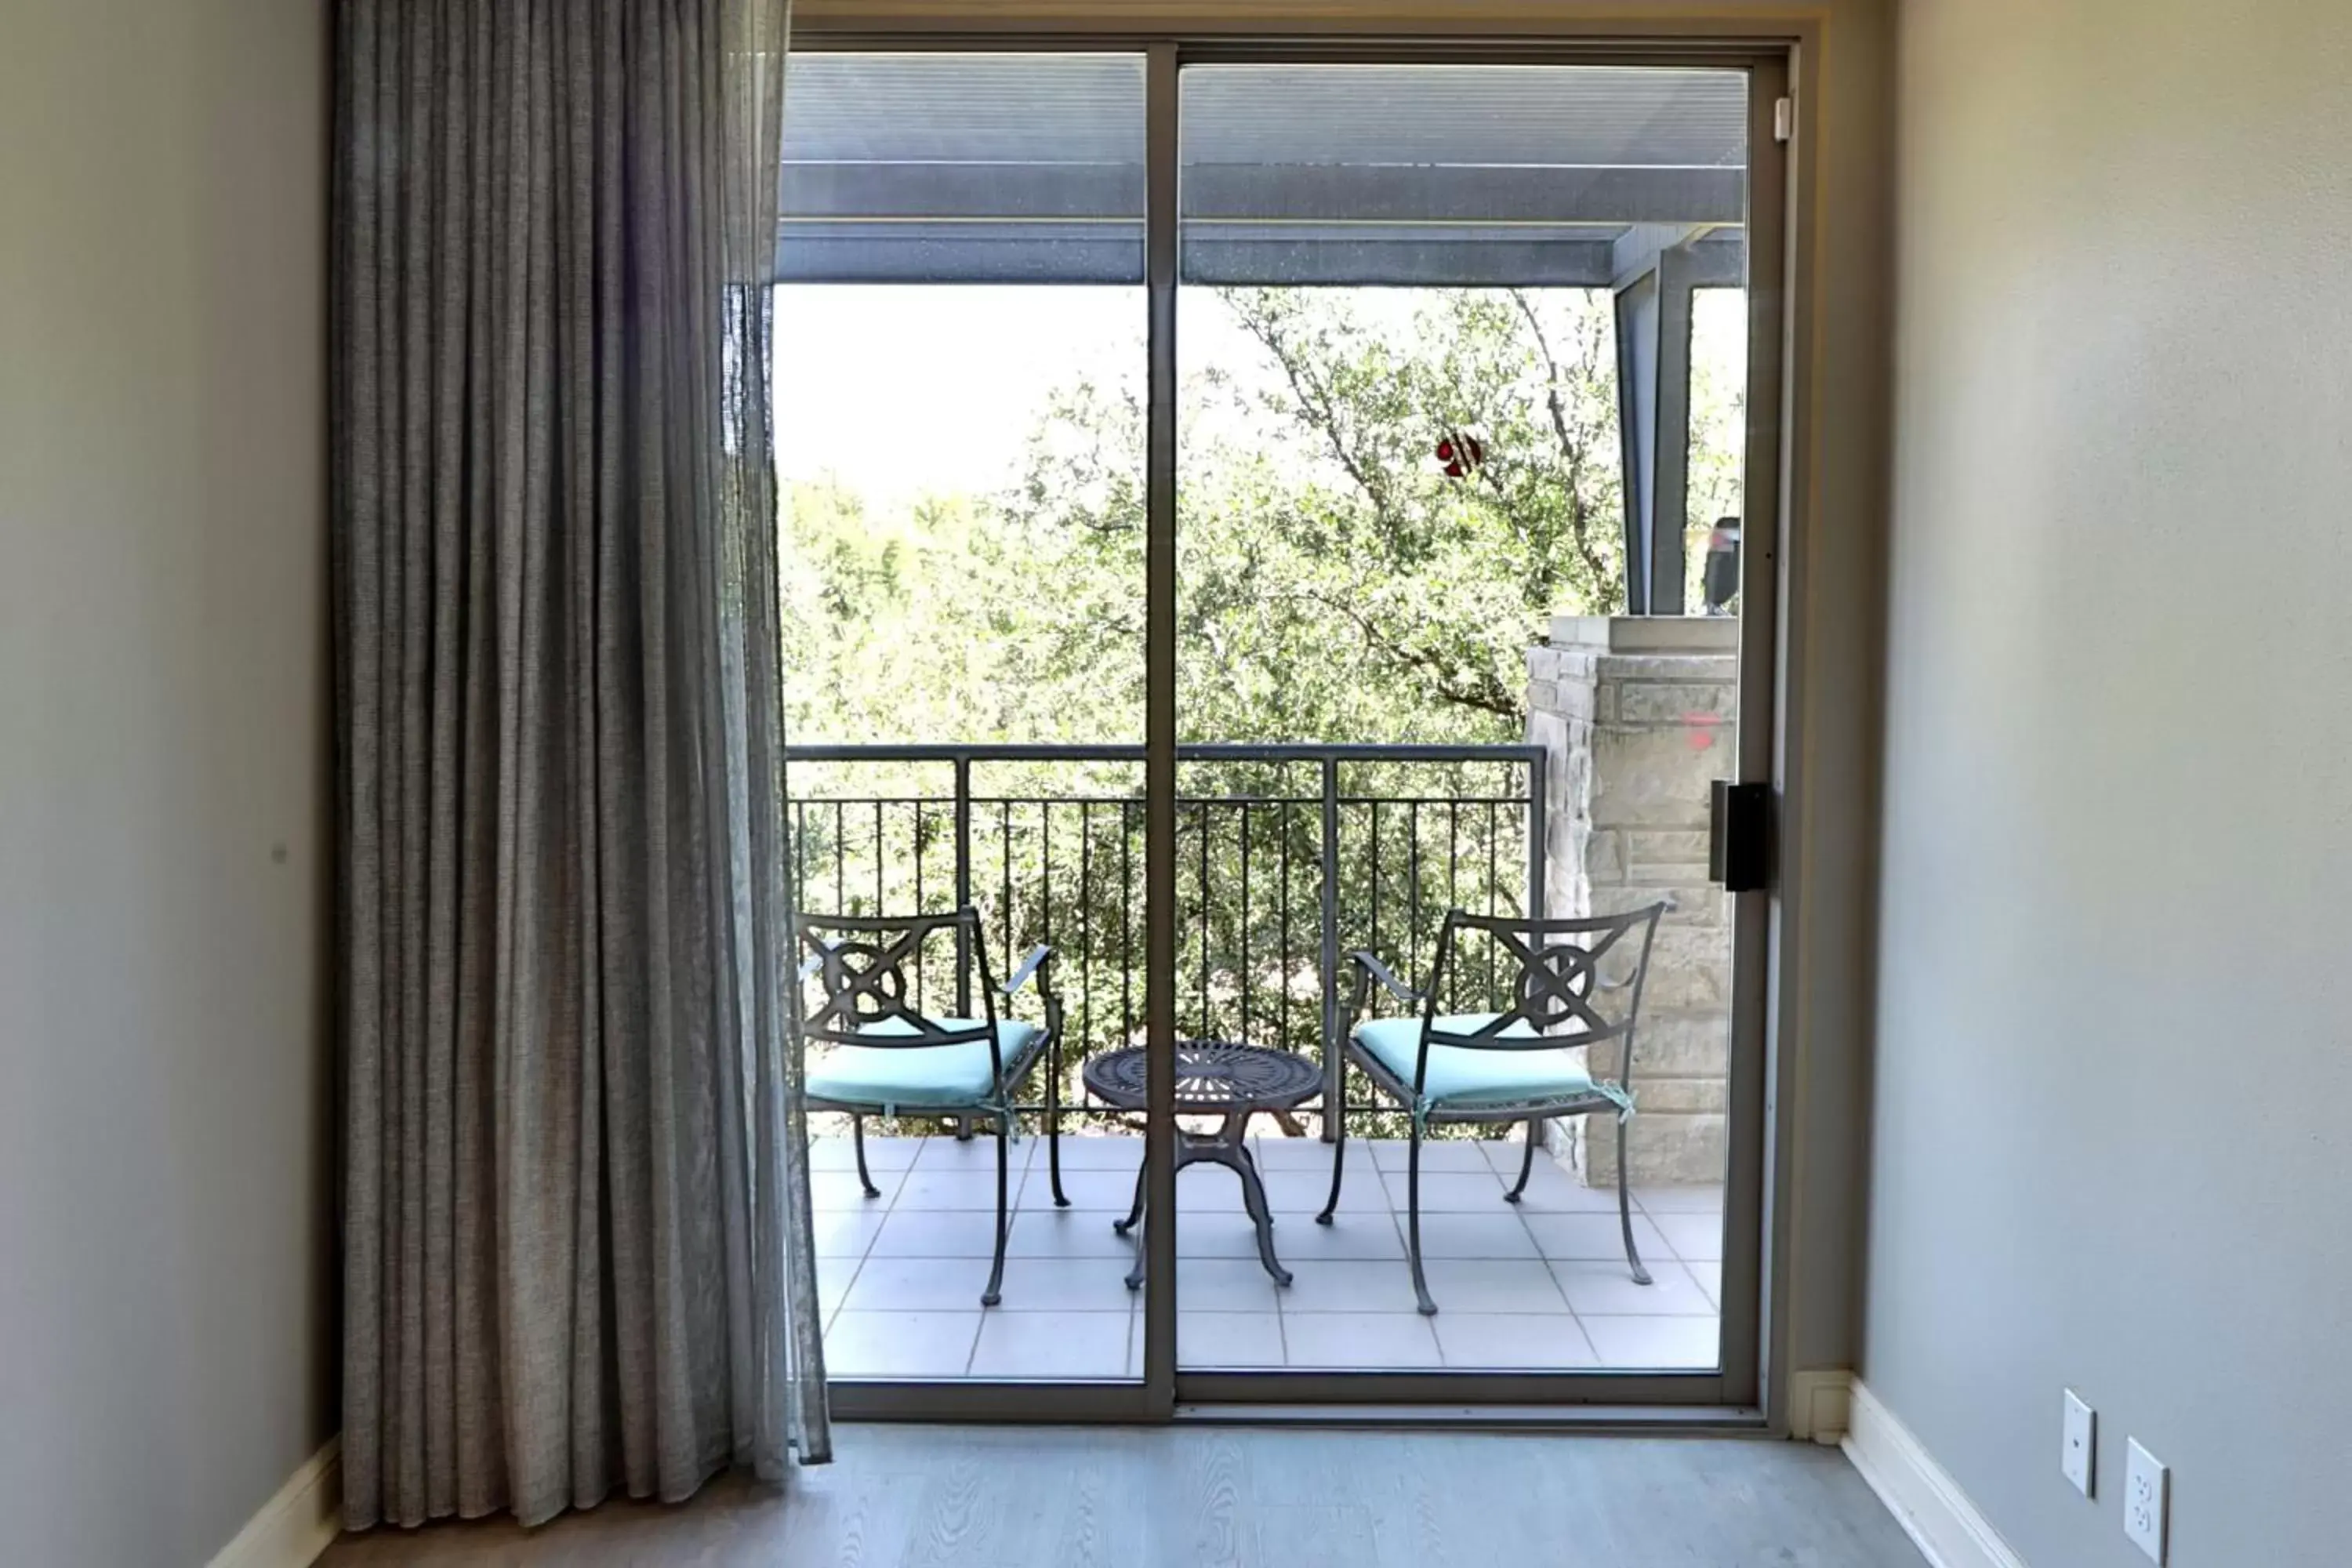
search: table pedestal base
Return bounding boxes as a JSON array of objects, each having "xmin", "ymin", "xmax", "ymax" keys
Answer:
[{"xmin": 1116, "ymin": 1110, "xmax": 1291, "ymax": 1288}]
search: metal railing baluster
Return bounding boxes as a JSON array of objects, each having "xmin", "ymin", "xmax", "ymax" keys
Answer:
[
  {"xmin": 1278, "ymin": 800, "xmax": 1291, "ymax": 1054},
  {"xmin": 953, "ymin": 757, "xmax": 972, "ymax": 1018},
  {"xmin": 1408, "ymin": 799, "xmax": 1421, "ymax": 997},
  {"xmin": 1447, "ymin": 801, "xmax": 1461, "ymax": 1014},
  {"xmin": 1196, "ymin": 800, "xmax": 1210, "ymax": 1037},
  {"xmin": 912, "ymin": 800, "xmax": 925, "ymax": 1012},
  {"xmin": 1487, "ymin": 800, "xmax": 1501, "ymax": 1008},
  {"xmin": 1080, "ymin": 800, "xmax": 1092, "ymax": 1060},
  {"xmin": 1121, "ymin": 797, "xmax": 1134, "ymax": 1049},
  {"xmin": 1239, "ymin": 800, "xmax": 1251, "ymax": 1049},
  {"xmin": 782, "ymin": 742, "xmax": 1543, "ymax": 1123},
  {"xmin": 1318, "ymin": 756, "xmax": 1341, "ymax": 1139}
]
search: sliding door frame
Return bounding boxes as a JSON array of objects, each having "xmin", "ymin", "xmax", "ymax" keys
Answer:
[{"xmin": 796, "ymin": 22, "xmax": 1801, "ymax": 1428}]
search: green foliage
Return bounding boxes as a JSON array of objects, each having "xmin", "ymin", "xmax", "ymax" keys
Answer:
[
  {"xmin": 784, "ymin": 286, "xmax": 1639, "ymax": 766},
  {"xmin": 782, "ymin": 284, "xmax": 1739, "ymax": 1131}
]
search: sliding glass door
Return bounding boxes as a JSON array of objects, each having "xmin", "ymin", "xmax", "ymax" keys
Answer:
[
  {"xmin": 779, "ymin": 34, "xmax": 1785, "ymax": 1420},
  {"xmin": 1169, "ymin": 57, "xmax": 1777, "ymax": 1399},
  {"xmin": 775, "ymin": 50, "xmax": 1156, "ymax": 1406}
]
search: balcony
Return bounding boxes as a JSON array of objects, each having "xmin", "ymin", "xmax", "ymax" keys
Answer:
[{"xmin": 790, "ymin": 713, "xmax": 1732, "ymax": 1380}]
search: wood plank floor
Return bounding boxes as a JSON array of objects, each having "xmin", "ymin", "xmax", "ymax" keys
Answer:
[{"xmin": 320, "ymin": 1425, "xmax": 1923, "ymax": 1566}]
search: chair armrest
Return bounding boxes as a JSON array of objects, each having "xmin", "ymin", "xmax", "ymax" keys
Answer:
[
  {"xmin": 1002, "ymin": 943, "xmax": 1056, "ymax": 999},
  {"xmin": 1348, "ymin": 950, "xmax": 1425, "ymax": 1007}
]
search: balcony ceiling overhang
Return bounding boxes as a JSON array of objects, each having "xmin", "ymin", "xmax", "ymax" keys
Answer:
[{"xmin": 777, "ymin": 57, "xmax": 1749, "ymax": 287}]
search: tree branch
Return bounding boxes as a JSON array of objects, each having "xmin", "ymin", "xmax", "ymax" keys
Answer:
[
  {"xmin": 1508, "ymin": 289, "xmax": 1615, "ymax": 589},
  {"xmin": 1229, "ymin": 295, "xmax": 1397, "ymax": 519},
  {"xmin": 1275, "ymin": 585, "xmax": 1521, "ymax": 721}
]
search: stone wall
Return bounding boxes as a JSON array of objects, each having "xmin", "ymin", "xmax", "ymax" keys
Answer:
[{"xmin": 1526, "ymin": 616, "xmax": 1736, "ymax": 1186}]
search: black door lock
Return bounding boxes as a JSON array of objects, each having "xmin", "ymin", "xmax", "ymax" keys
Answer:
[{"xmin": 1709, "ymin": 780, "xmax": 1769, "ymax": 893}]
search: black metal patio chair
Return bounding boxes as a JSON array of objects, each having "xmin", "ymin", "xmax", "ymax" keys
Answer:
[
  {"xmin": 794, "ymin": 909, "xmax": 1068, "ymax": 1306},
  {"xmin": 1316, "ymin": 903, "xmax": 1668, "ymax": 1315}
]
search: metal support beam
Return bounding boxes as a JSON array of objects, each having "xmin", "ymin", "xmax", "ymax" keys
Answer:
[
  {"xmin": 1612, "ymin": 225, "xmax": 1740, "ymax": 613},
  {"xmin": 1650, "ymin": 242, "xmax": 1698, "ymax": 615},
  {"xmin": 779, "ymin": 161, "xmax": 1742, "ymax": 225},
  {"xmin": 1614, "ymin": 269, "xmax": 1661, "ymax": 612}
]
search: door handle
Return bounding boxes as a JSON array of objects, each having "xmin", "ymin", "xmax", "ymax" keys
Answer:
[{"xmin": 1709, "ymin": 780, "xmax": 1769, "ymax": 893}]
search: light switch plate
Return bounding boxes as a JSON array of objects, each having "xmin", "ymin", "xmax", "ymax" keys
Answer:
[
  {"xmin": 2061, "ymin": 1390, "xmax": 2095, "ymax": 1497},
  {"xmin": 2125, "ymin": 1437, "xmax": 2168, "ymax": 1563}
]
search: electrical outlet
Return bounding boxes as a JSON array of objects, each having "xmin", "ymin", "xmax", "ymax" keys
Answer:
[
  {"xmin": 2125, "ymin": 1438, "xmax": 2169, "ymax": 1563},
  {"xmin": 2061, "ymin": 1390, "xmax": 2095, "ymax": 1497}
]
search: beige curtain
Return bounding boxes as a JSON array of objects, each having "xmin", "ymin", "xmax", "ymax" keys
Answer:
[{"xmin": 331, "ymin": 0, "xmax": 827, "ymax": 1531}]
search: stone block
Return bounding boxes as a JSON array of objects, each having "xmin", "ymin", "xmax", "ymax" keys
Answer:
[
  {"xmin": 1581, "ymin": 1037, "xmax": 1726, "ymax": 1105},
  {"xmin": 1628, "ymin": 926, "xmax": 1730, "ymax": 1011},
  {"xmin": 1589, "ymin": 728, "xmax": 1730, "ymax": 826},
  {"xmin": 1625, "ymin": 829, "xmax": 1711, "ymax": 868},
  {"xmin": 1629, "ymin": 1013, "xmax": 1731, "ymax": 1076},
  {"xmin": 1616, "ymin": 681, "xmax": 1739, "ymax": 725},
  {"xmin": 1584, "ymin": 829, "xmax": 1624, "ymax": 884},
  {"xmin": 1541, "ymin": 681, "xmax": 1595, "ymax": 722},
  {"xmin": 1593, "ymin": 880, "xmax": 1722, "ymax": 925},
  {"xmin": 1570, "ymin": 1109, "xmax": 1728, "ymax": 1187},
  {"xmin": 1553, "ymin": 615, "xmax": 1735, "ymax": 657},
  {"xmin": 1593, "ymin": 652, "xmax": 1740, "ymax": 684},
  {"xmin": 1526, "ymin": 645, "xmax": 1599, "ymax": 684},
  {"xmin": 1629, "ymin": 1076, "xmax": 1726, "ymax": 1115}
]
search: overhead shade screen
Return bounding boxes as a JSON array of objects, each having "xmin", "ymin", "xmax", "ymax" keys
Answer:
[
  {"xmin": 775, "ymin": 58, "xmax": 1746, "ymax": 288},
  {"xmin": 777, "ymin": 53, "xmax": 1147, "ymax": 284},
  {"xmin": 1179, "ymin": 65, "xmax": 1750, "ymax": 288}
]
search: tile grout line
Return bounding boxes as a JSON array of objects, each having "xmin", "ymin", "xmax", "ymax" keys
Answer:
[{"xmin": 822, "ymin": 1135, "xmax": 1724, "ymax": 1374}]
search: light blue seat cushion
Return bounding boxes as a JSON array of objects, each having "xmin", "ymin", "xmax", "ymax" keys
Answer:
[
  {"xmin": 806, "ymin": 1016, "xmax": 1040, "ymax": 1110},
  {"xmin": 1353, "ymin": 1014, "xmax": 1602, "ymax": 1109}
]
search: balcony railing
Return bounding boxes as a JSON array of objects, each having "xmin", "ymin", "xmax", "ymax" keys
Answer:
[{"xmin": 784, "ymin": 742, "xmax": 1546, "ymax": 1127}]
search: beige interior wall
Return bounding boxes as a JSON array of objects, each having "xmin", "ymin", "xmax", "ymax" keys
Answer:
[
  {"xmin": 1872, "ymin": 2, "xmax": 2352, "ymax": 1563},
  {"xmin": 0, "ymin": 2, "xmax": 335, "ymax": 1563},
  {"xmin": 0, "ymin": 5, "xmax": 1893, "ymax": 1552}
]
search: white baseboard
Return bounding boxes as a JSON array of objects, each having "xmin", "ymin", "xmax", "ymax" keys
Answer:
[
  {"xmin": 206, "ymin": 1436, "xmax": 342, "ymax": 1568},
  {"xmin": 1785, "ymin": 1367, "xmax": 1853, "ymax": 1444},
  {"xmin": 1842, "ymin": 1382, "xmax": 2027, "ymax": 1568}
]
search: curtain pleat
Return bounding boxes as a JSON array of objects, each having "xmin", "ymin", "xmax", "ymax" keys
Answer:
[{"xmin": 332, "ymin": 0, "xmax": 824, "ymax": 1534}]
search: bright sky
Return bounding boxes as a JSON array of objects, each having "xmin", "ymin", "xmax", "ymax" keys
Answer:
[
  {"xmin": 774, "ymin": 283, "xmax": 1742, "ymax": 511},
  {"xmin": 774, "ymin": 284, "xmax": 1320, "ymax": 505},
  {"xmin": 775, "ymin": 285, "xmax": 1140, "ymax": 504}
]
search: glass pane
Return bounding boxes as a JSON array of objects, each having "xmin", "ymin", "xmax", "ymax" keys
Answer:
[
  {"xmin": 778, "ymin": 53, "xmax": 1149, "ymax": 1385},
  {"xmin": 1684, "ymin": 286, "xmax": 1749, "ymax": 613},
  {"xmin": 780, "ymin": 53, "xmax": 1145, "ymax": 283},
  {"xmin": 1174, "ymin": 63, "xmax": 1747, "ymax": 1377},
  {"xmin": 1181, "ymin": 64, "xmax": 1745, "ymax": 286}
]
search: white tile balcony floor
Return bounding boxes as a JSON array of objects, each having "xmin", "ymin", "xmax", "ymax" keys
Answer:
[{"xmin": 811, "ymin": 1130, "xmax": 1726, "ymax": 1380}]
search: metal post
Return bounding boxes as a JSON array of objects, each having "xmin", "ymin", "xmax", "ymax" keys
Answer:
[
  {"xmin": 1140, "ymin": 40, "xmax": 1179, "ymax": 1412},
  {"xmin": 1650, "ymin": 242, "xmax": 1699, "ymax": 616},
  {"xmin": 953, "ymin": 753, "xmax": 972, "ymax": 1018},
  {"xmin": 1319, "ymin": 754, "xmax": 1342, "ymax": 1141},
  {"xmin": 1528, "ymin": 748, "xmax": 1550, "ymax": 921}
]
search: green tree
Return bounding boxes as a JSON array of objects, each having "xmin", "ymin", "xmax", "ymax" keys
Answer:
[
  {"xmin": 1193, "ymin": 287, "xmax": 1622, "ymax": 737},
  {"xmin": 780, "ymin": 285, "xmax": 1743, "ymax": 1110}
]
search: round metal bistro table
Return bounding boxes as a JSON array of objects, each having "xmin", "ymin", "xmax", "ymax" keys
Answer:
[{"xmin": 1082, "ymin": 1040, "xmax": 1324, "ymax": 1289}]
